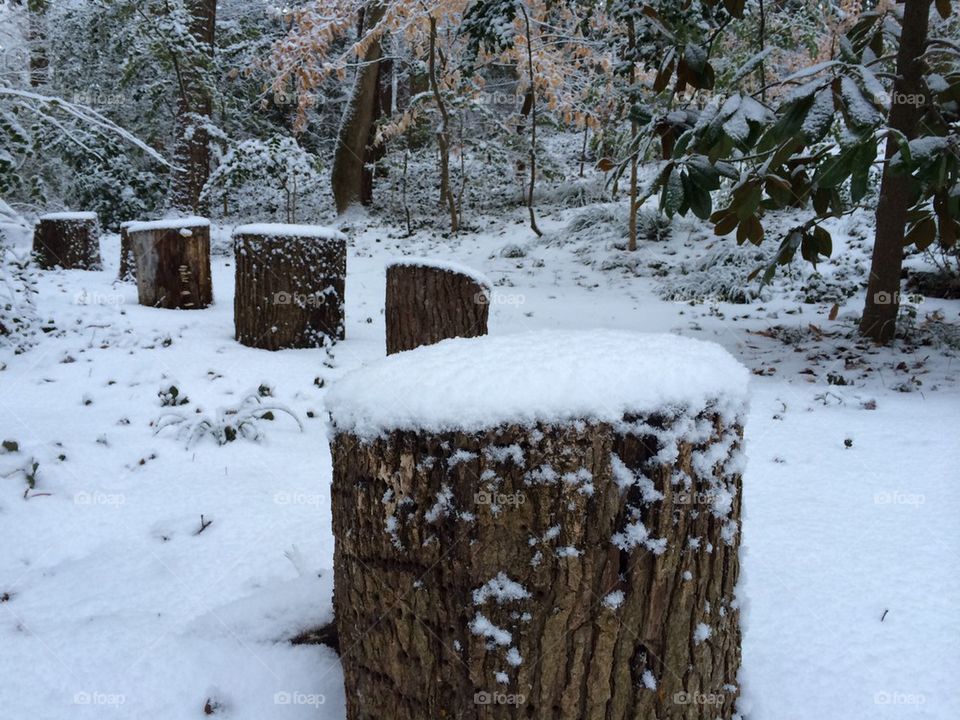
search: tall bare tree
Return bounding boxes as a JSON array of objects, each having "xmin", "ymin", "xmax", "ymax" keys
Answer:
[
  {"xmin": 331, "ymin": 1, "xmax": 386, "ymax": 214},
  {"xmin": 171, "ymin": 0, "xmax": 217, "ymax": 214},
  {"xmin": 860, "ymin": 0, "xmax": 933, "ymax": 343}
]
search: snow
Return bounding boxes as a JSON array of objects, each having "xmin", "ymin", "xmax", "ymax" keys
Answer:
[
  {"xmin": 233, "ymin": 223, "xmax": 345, "ymax": 240},
  {"xmin": 602, "ymin": 590, "xmax": 625, "ymax": 609},
  {"xmin": 126, "ymin": 216, "xmax": 210, "ymax": 233},
  {"xmin": 469, "ymin": 613, "xmax": 512, "ymax": 645},
  {"xmin": 37, "ymin": 211, "xmax": 98, "ymax": 222},
  {"xmin": 327, "ymin": 331, "xmax": 749, "ymax": 439},
  {"xmin": 472, "ymin": 573, "xmax": 530, "ymax": 605},
  {"xmin": 694, "ymin": 622, "xmax": 712, "ymax": 645},
  {"xmin": 385, "ymin": 256, "xmax": 492, "ymax": 290},
  {"xmin": 1, "ymin": 197, "xmax": 958, "ymax": 720}
]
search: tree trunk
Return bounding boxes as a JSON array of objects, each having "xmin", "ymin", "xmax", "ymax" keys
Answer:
[
  {"xmin": 385, "ymin": 262, "xmax": 489, "ymax": 354},
  {"xmin": 170, "ymin": 0, "xmax": 217, "ymax": 214},
  {"xmin": 32, "ymin": 213, "xmax": 101, "ymax": 270},
  {"xmin": 428, "ymin": 17, "xmax": 458, "ymax": 233},
  {"xmin": 330, "ymin": 411, "xmax": 743, "ymax": 720},
  {"xmin": 119, "ymin": 222, "xmax": 136, "ymax": 281},
  {"xmin": 233, "ymin": 227, "xmax": 346, "ymax": 349},
  {"xmin": 332, "ymin": 2, "xmax": 386, "ymax": 214},
  {"xmin": 129, "ymin": 221, "xmax": 212, "ymax": 309},
  {"xmin": 859, "ymin": 0, "xmax": 932, "ymax": 343}
]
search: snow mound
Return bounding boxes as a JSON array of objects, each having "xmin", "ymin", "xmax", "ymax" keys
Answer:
[
  {"xmin": 233, "ymin": 223, "xmax": 345, "ymax": 240},
  {"xmin": 327, "ymin": 330, "xmax": 749, "ymax": 438},
  {"xmin": 387, "ymin": 257, "xmax": 492, "ymax": 290},
  {"xmin": 37, "ymin": 211, "xmax": 97, "ymax": 221},
  {"xmin": 127, "ymin": 216, "xmax": 210, "ymax": 233}
]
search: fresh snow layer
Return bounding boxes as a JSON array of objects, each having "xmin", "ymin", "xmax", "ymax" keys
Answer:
[
  {"xmin": 386, "ymin": 256, "xmax": 493, "ymax": 290},
  {"xmin": 327, "ymin": 330, "xmax": 749, "ymax": 437},
  {"xmin": 233, "ymin": 223, "xmax": 345, "ymax": 240},
  {"xmin": 126, "ymin": 216, "xmax": 210, "ymax": 233},
  {"xmin": 38, "ymin": 211, "xmax": 98, "ymax": 221}
]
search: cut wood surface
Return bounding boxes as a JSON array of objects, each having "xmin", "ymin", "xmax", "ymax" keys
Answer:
[
  {"xmin": 130, "ymin": 220, "xmax": 212, "ymax": 309},
  {"xmin": 233, "ymin": 227, "xmax": 346, "ymax": 349},
  {"xmin": 32, "ymin": 213, "xmax": 102, "ymax": 270},
  {"xmin": 385, "ymin": 260, "xmax": 489, "ymax": 354},
  {"xmin": 331, "ymin": 411, "xmax": 744, "ymax": 720}
]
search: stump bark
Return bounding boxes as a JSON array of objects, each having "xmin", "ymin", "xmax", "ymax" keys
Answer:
[
  {"xmin": 331, "ymin": 414, "xmax": 744, "ymax": 720},
  {"xmin": 233, "ymin": 226, "xmax": 346, "ymax": 349},
  {"xmin": 385, "ymin": 260, "xmax": 489, "ymax": 354},
  {"xmin": 129, "ymin": 220, "xmax": 212, "ymax": 309},
  {"xmin": 32, "ymin": 213, "xmax": 102, "ymax": 270},
  {"xmin": 118, "ymin": 222, "xmax": 136, "ymax": 281}
]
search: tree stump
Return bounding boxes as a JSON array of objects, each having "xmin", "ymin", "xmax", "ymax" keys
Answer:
[
  {"xmin": 118, "ymin": 221, "xmax": 136, "ymax": 281},
  {"xmin": 32, "ymin": 212, "xmax": 102, "ymax": 270},
  {"xmin": 327, "ymin": 331, "xmax": 750, "ymax": 720},
  {"xmin": 385, "ymin": 259, "xmax": 490, "ymax": 355},
  {"xmin": 128, "ymin": 217, "xmax": 212, "ymax": 309},
  {"xmin": 233, "ymin": 224, "xmax": 347, "ymax": 349}
]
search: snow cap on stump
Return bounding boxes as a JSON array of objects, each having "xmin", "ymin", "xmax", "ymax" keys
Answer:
[
  {"xmin": 37, "ymin": 211, "xmax": 98, "ymax": 222},
  {"xmin": 385, "ymin": 256, "xmax": 493, "ymax": 292},
  {"xmin": 327, "ymin": 329, "xmax": 749, "ymax": 438},
  {"xmin": 126, "ymin": 216, "xmax": 210, "ymax": 233},
  {"xmin": 233, "ymin": 222, "xmax": 345, "ymax": 240}
]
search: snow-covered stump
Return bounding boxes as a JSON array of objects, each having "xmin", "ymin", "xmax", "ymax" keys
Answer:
[
  {"xmin": 32, "ymin": 212, "xmax": 102, "ymax": 270},
  {"xmin": 118, "ymin": 221, "xmax": 136, "ymax": 281},
  {"xmin": 233, "ymin": 224, "xmax": 347, "ymax": 349},
  {"xmin": 128, "ymin": 217, "xmax": 212, "ymax": 309},
  {"xmin": 327, "ymin": 331, "xmax": 750, "ymax": 720},
  {"xmin": 385, "ymin": 258, "xmax": 490, "ymax": 355}
]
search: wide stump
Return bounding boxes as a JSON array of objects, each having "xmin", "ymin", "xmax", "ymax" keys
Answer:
[
  {"xmin": 233, "ymin": 224, "xmax": 347, "ymax": 349},
  {"xmin": 32, "ymin": 212, "xmax": 102, "ymax": 270},
  {"xmin": 385, "ymin": 259, "xmax": 490, "ymax": 354},
  {"xmin": 128, "ymin": 217, "xmax": 212, "ymax": 309},
  {"xmin": 327, "ymin": 331, "xmax": 749, "ymax": 720}
]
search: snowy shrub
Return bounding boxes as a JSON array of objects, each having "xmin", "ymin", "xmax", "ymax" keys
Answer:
[
  {"xmin": 0, "ymin": 202, "xmax": 39, "ymax": 353},
  {"xmin": 557, "ymin": 204, "xmax": 629, "ymax": 244},
  {"xmin": 201, "ymin": 135, "xmax": 324, "ymax": 223},
  {"xmin": 658, "ymin": 244, "xmax": 773, "ymax": 304},
  {"xmin": 636, "ymin": 208, "xmax": 672, "ymax": 243},
  {"xmin": 153, "ymin": 391, "xmax": 302, "ymax": 447}
]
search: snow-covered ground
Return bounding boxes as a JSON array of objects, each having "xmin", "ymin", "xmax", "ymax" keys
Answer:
[{"xmin": 1, "ymin": 207, "xmax": 958, "ymax": 719}]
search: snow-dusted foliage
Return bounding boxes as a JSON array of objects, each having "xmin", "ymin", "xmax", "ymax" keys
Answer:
[
  {"xmin": 0, "ymin": 201, "xmax": 38, "ymax": 353},
  {"xmin": 202, "ymin": 136, "xmax": 325, "ymax": 223}
]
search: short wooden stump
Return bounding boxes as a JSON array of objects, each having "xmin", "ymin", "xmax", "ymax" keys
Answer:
[
  {"xmin": 118, "ymin": 221, "xmax": 136, "ymax": 281},
  {"xmin": 327, "ymin": 331, "xmax": 749, "ymax": 720},
  {"xmin": 385, "ymin": 259, "xmax": 490, "ymax": 355},
  {"xmin": 128, "ymin": 217, "xmax": 212, "ymax": 309},
  {"xmin": 32, "ymin": 212, "xmax": 102, "ymax": 270},
  {"xmin": 233, "ymin": 224, "xmax": 346, "ymax": 349}
]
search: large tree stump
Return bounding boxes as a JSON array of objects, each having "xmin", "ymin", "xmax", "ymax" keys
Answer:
[
  {"xmin": 385, "ymin": 259, "xmax": 490, "ymax": 355},
  {"xmin": 128, "ymin": 217, "xmax": 212, "ymax": 309},
  {"xmin": 32, "ymin": 212, "xmax": 102, "ymax": 270},
  {"xmin": 233, "ymin": 224, "xmax": 347, "ymax": 349},
  {"xmin": 327, "ymin": 330, "xmax": 750, "ymax": 720},
  {"xmin": 118, "ymin": 221, "xmax": 136, "ymax": 281}
]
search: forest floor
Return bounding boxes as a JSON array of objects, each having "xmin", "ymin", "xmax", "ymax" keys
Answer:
[{"xmin": 1, "ymin": 197, "xmax": 958, "ymax": 719}]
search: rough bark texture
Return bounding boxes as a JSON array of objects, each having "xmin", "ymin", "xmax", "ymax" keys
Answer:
[
  {"xmin": 119, "ymin": 222, "xmax": 136, "ymax": 281},
  {"xmin": 233, "ymin": 232, "xmax": 346, "ymax": 349},
  {"xmin": 385, "ymin": 263, "xmax": 489, "ymax": 355},
  {"xmin": 331, "ymin": 2, "xmax": 385, "ymax": 214},
  {"xmin": 32, "ymin": 216, "xmax": 102, "ymax": 270},
  {"xmin": 331, "ymin": 413, "xmax": 743, "ymax": 720},
  {"xmin": 170, "ymin": 0, "xmax": 217, "ymax": 214},
  {"xmin": 130, "ymin": 224, "xmax": 212, "ymax": 309},
  {"xmin": 859, "ymin": 0, "xmax": 932, "ymax": 343}
]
